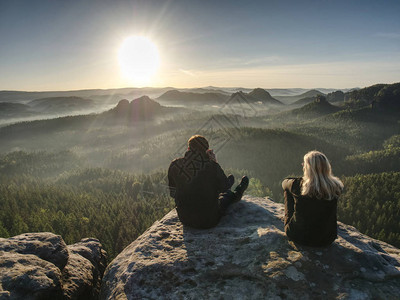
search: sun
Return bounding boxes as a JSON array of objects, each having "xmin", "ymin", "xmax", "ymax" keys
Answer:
[{"xmin": 118, "ymin": 36, "xmax": 160, "ymax": 85}]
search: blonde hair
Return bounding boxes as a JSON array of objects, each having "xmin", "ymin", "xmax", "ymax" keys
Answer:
[{"xmin": 301, "ymin": 151, "xmax": 343, "ymax": 200}]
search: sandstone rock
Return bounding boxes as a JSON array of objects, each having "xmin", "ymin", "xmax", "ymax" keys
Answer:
[
  {"xmin": 64, "ymin": 238, "xmax": 108, "ymax": 299},
  {"xmin": 0, "ymin": 251, "xmax": 63, "ymax": 300},
  {"xmin": 61, "ymin": 252, "xmax": 94, "ymax": 299},
  {"xmin": 0, "ymin": 233, "xmax": 107, "ymax": 300},
  {"xmin": 100, "ymin": 196, "xmax": 400, "ymax": 299},
  {"xmin": 0, "ymin": 232, "xmax": 69, "ymax": 270}
]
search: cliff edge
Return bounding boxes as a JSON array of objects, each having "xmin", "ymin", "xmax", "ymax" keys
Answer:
[{"xmin": 101, "ymin": 196, "xmax": 400, "ymax": 299}]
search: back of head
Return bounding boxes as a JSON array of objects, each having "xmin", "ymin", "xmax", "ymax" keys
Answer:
[
  {"xmin": 188, "ymin": 135, "xmax": 209, "ymax": 153},
  {"xmin": 301, "ymin": 151, "xmax": 343, "ymax": 200}
]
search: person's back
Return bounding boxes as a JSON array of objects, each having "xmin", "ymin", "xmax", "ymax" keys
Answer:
[
  {"xmin": 282, "ymin": 151, "xmax": 343, "ymax": 247},
  {"xmin": 168, "ymin": 135, "xmax": 248, "ymax": 229},
  {"xmin": 283, "ymin": 177, "xmax": 338, "ymax": 246},
  {"xmin": 168, "ymin": 150, "xmax": 228, "ymax": 228}
]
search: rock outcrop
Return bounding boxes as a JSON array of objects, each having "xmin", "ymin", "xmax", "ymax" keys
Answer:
[
  {"xmin": 0, "ymin": 233, "xmax": 107, "ymax": 300},
  {"xmin": 109, "ymin": 96, "xmax": 164, "ymax": 122},
  {"xmin": 101, "ymin": 196, "xmax": 400, "ymax": 299}
]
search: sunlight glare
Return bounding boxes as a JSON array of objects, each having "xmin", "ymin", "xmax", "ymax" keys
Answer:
[{"xmin": 118, "ymin": 36, "xmax": 160, "ymax": 85}]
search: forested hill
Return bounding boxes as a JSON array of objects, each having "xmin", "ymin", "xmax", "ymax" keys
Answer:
[
  {"xmin": 0, "ymin": 102, "xmax": 34, "ymax": 117},
  {"xmin": 275, "ymin": 89, "xmax": 325, "ymax": 104},
  {"xmin": 248, "ymin": 88, "xmax": 283, "ymax": 105},
  {"xmin": 28, "ymin": 96, "xmax": 94, "ymax": 113},
  {"xmin": 345, "ymin": 82, "xmax": 400, "ymax": 109},
  {"xmin": 286, "ymin": 96, "xmax": 342, "ymax": 117}
]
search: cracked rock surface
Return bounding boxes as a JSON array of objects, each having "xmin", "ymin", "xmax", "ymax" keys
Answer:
[{"xmin": 101, "ymin": 196, "xmax": 400, "ymax": 299}]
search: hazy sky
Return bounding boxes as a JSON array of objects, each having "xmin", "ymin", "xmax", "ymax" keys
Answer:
[{"xmin": 1, "ymin": 0, "xmax": 399, "ymax": 90}]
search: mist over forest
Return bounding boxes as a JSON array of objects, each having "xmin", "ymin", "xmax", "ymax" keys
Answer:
[{"xmin": 0, "ymin": 82, "xmax": 399, "ymax": 260}]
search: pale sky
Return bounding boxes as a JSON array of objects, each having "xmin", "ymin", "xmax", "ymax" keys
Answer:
[{"xmin": 0, "ymin": 0, "xmax": 399, "ymax": 91}]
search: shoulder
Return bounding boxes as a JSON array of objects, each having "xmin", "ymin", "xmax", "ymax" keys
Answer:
[
  {"xmin": 282, "ymin": 177, "xmax": 302, "ymax": 193},
  {"xmin": 169, "ymin": 158, "xmax": 180, "ymax": 166},
  {"xmin": 210, "ymin": 160, "xmax": 221, "ymax": 167},
  {"xmin": 170, "ymin": 157, "xmax": 182, "ymax": 164},
  {"xmin": 168, "ymin": 157, "xmax": 184, "ymax": 171}
]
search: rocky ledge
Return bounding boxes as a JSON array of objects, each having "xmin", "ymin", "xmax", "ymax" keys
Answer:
[
  {"xmin": 0, "ymin": 233, "xmax": 107, "ymax": 300},
  {"xmin": 101, "ymin": 196, "xmax": 400, "ymax": 299}
]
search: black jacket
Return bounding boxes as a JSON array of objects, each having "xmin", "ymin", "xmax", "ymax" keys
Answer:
[
  {"xmin": 168, "ymin": 150, "xmax": 229, "ymax": 229},
  {"xmin": 282, "ymin": 177, "xmax": 338, "ymax": 247}
]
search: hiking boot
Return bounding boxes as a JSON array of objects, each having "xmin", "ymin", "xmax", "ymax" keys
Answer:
[
  {"xmin": 233, "ymin": 176, "xmax": 249, "ymax": 202},
  {"xmin": 227, "ymin": 174, "xmax": 235, "ymax": 189}
]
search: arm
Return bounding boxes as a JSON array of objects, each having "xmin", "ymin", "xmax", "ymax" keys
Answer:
[
  {"xmin": 282, "ymin": 178, "xmax": 295, "ymax": 225},
  {"xmin": 215, "ymin": 162, "xmax": 229, "ymax": 193},
  {"xmin": 206, "ymin": 149, "xmax": 217, "ymax": 162},
  {"xmin": 167, "ymin": 162, "xmax": 177, "ymax": 199}
]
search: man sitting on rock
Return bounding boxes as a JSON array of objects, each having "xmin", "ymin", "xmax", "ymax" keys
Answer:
[{"xmin": 168, "ymin": 135, "xmax": 248, "ymax": 229}]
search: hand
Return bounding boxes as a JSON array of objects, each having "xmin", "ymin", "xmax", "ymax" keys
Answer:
[{"xmin": 206, "ymin": 149, "xmax": 217, "ymax": 162}]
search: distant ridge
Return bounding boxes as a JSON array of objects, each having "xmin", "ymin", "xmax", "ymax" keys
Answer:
[
  {"xmin": 28, "ymin": 96, "xmax": 94, "ymax": 112},
  {"xmin": 0, "ymin": 87, "xmax": 352, "ymax": 104},
  {"xmin": 296, "ymin": 89, "xmax": 325, "ymax": 99},
  {"xmin": 157, "ymin": 88, "xmax": 283, "ymax": 106},
  {"xmin": 0, "ymin": 102, "xmax": 34, "ymax": 118},
  {"xmin": 156, "ymin": 90, "xmax": 229, "ymax": 105},
  {"xmin": 177, "ymin": 87, "xmax": 230, "ymax": 95},
  {"xmin": 278, "ymin": 96, "xmax": 342, "ymax": 119},
  {"xmin": 0, "ymin": 88, "xmax": 173, "ymax": 103},
  {"xmin": 293, "ymin": 96, "xmax": 342, "ymax": 116},
  {"xmin": 248, "ymin": 88, "xmax": 283, "ymax": 105},
  {"xmin": 0, "ymin": 102, "xmax": 32, "ymax": 113},
  {"xmin": 275, "ymin": 89, "xmax": 325, "ymax": 104},
  {"xmin": 290, "ymin": 96, "xmax": 316, "ymax": 106},
  {"xmin": 290, "ymin": 90, "xmax": 346, "ymax": 107}
]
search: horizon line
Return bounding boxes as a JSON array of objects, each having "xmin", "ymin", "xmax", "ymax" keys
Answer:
[{"xmin": 0, "ymin": 85, "xmax": 364, "ymax": 93}]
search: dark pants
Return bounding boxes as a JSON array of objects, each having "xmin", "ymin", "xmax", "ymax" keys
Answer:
[
  {"xmin": 218, "ymin": 190, "xmax": 236, "ymax": 214},
  {"xmin": 218, "ymin": 175, "xmax": 242, "ymax": 215},
  {"xmin": 284, "ymin": 190, "xmax": 295, "ymax": 227}
]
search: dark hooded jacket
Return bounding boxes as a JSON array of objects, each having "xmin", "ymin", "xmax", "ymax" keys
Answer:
[
  {"xmin": 168, "ymin": 150, "xmax": 229, "ymax": 229},
  {"xmin": 282, "ymin": 177, "xmax": 338, "ymax": 247}
]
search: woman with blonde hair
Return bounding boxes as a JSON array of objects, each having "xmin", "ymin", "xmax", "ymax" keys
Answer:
[{"xmin": 282, "ymin": 151, "xmax": 344, "ymax": 246}]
